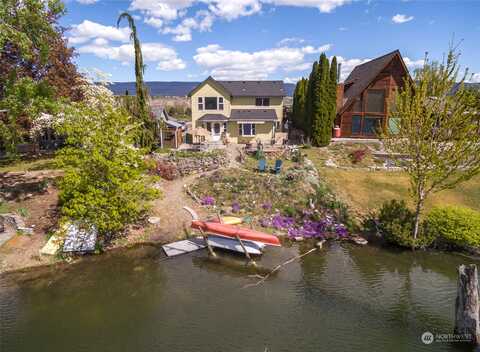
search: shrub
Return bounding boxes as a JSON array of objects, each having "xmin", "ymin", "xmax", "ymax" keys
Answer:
[
  {"xmin": 374, "ymin": 200, "xmax": 434, "ymax": 248},
  {"xmin": 349, "ymin": 148, "xmax": 368, "ymax": 164},
  {"xmin": 153, "ymin": 160, "xmax": 178, "ymax": 180},
  {"xmin": 425, "ymin": 206, "xmax": 480, "ymax": 249}
]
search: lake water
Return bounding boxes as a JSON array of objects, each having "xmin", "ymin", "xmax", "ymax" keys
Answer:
[{"xmin": 0, "ymin": 242, "xmax": 477, "ymax": 352}]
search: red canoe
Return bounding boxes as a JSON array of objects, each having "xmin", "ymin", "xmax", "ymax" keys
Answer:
[{"xmin": 191, "ymin": 220, "xmax": 281, "ymax": 247}]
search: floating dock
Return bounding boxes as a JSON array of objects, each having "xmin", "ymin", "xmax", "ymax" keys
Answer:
[{"xmin": 162, "ymin": 237, "xmax": 206, "ymax": 257}]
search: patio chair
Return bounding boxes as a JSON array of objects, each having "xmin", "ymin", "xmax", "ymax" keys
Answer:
[
  {"xmin": 258, "ymin": 158, "xmax": 267, "ymax": 172},
  {"xmin": 272, "ymin": 159, "xmax": 283, "ymax": 174}
]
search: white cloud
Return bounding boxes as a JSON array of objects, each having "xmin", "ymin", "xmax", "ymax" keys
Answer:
[
  {"xmin": 77, "ymin": 42, "xmax": 186, "ymax": 71},
  {"xmin": 338, "ymin": 26, "xmax": 348, "ymax": 31},
  {"xmin": 284, "ymin": 77, "xmax": 301, "ymax": 84},
  {"xmin": 129, "ymin": 0, "xmax": 194, "ymax": 20},
  {"xmin": 403, "ymin": 57, "xmax": 425, "ymax": 70},
  {"xmin": 144, "ymin": 17, "xmax": 164, "ymax": 28},
  {"xmin": 468, "ymin": 73, "xmax": 480, "ymax": 83},
  {"xmin": 138, "ymin": 0, "xmax": 353, "ymax": 41},
  {"xmin": 193, "ymin": 43, "xmax": 331, "ymax": 80},
  {"xmin": 76, "ymin": 0, "xmax": 98, "ymax": 4},
  {"xmin": 208, "ymin": 0, "xmax": 262, "ymax": 21},
  {"xmin": 392, "ymin": 14, "xmax": 414, "ymax": 24},
  {"xmin": 277, "ymin": 37, "xmax": 306, "ymax": 46},
  {"xmin": 163, "ymin": 10, "xmax": 214, "ymax": 42},
  {"xmin": 264, "ymin": 0, "xmax": 352, "ymax": 13},
  {"xmin": 69, "ymin": 20, "xmax": 131, "ymax": 45}
]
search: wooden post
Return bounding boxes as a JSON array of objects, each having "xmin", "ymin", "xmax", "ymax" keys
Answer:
[
  {"xmin": 198, "ymin": 228, "xmax": 216, "ymax": 258},
  {"xmin": 454, "ymin": 264, "xmax": 480, "ymax": 344}
]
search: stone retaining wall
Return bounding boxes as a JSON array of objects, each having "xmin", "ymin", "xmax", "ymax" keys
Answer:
[{"xmin": 153, "ymin": 150, "xmax": 228, "ymax": 178}]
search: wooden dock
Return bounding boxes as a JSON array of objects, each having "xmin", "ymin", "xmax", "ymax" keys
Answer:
[{"xmin": 162, "ymin": 237, "xmax": 206, "ymax": 257}]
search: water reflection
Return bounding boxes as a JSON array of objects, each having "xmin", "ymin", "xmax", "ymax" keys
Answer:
[{"xmin": 0, "ymin": 242, "xmax": 477, "ymax": 352}]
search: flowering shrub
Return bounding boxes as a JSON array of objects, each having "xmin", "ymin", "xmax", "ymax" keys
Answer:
[
  {"xmin": 153, "ymin": 161, "xmax": 178, "ymax": 180},
  {"xmin": 349, "ymin": 148, "xmax": 368, "ymax": 164},
  {"xmin": 261, "ymin": 212, "xmax": 348, "ymax": 240},
  {"xmin": 201, "ymin": 196, "xmax": 215, "ymax": 206},
  {"xmin": 231, "ymin": 202, "xmax": 241, "ymax": 213}
]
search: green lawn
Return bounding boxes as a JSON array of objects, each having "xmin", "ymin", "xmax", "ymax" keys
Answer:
[
  {"xmin": 305, "ymin": 148, "xmax": 480, "ymax": 215},
  {"xmin": 0, "ymin": 157, "xmax": 58, "ymax": 173}
]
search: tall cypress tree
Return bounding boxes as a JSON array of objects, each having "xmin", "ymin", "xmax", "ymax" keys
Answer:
[
  {"xmin": 298, "ymin": 78, "xmax": 308, "ymax": 131},
  {"xmin": 305, "ymin": 61, "xmax": 318, "ymax": 137},
  {"xmin": 117, "ymin": 12, "xmax": 153, "ymax": 149},
  {"xmin": 292, "ymin": 80, "xmax": 300, "ymax": 128},
  {"xmin": 312, "ymin": 53, "xmax": 330, "ymax": 146},
  {"xmin": 327, "ymin": 56, "xmax": 338, "ymax": 143}
]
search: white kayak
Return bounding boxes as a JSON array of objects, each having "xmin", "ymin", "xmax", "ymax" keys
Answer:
[{"xmin": 207, "ymin": 235, "xmax": 266, "ymax": 255}]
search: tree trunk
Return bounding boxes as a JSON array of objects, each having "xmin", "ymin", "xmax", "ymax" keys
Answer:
[
  {"xmin": 455, "ymin": 264, "xmax": 480, "ymax": 344},
  {"xmin": 413, "ymin": 189, "xmax": 425, "ymax": 240}
]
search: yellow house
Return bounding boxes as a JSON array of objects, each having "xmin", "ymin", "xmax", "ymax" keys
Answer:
[{"xmin": 188, "ymin": 76, "xmax": 285, "ymax": 144}]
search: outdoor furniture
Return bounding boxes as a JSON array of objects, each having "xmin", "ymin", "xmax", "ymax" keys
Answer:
[
  {"xmin": 258, "ymin": 159, "xmax": 266, "ymax": 172},
  {"xmin": 272, "ymin": 159, "xmax": 283, "ymax": 174}
]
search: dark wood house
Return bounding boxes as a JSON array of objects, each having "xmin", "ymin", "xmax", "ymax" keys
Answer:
[{"xmin": 336, "ymin": 50, "xmax": 411, "ymax": 138}]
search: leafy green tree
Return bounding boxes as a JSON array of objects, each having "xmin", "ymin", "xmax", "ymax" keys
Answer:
[
  {"xmin": 329, "ymin": 56, "xmax": 338, "ymax": 136},
  {"xmin": 117, "ymin": 12, "xmax": 154, "ymax": 149},
  {"xmin": 55, "ymin": 83, "xmax": 159, "ymax": 239},
  {"xmin": 384, "ymin": 48, "xmax": 480, "ymax": 241}
]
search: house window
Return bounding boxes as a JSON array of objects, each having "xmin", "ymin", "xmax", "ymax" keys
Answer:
[
  {"xmin": 223, "ymin": 122, "xmax": 227, "ymax": 132},
  {"xmin": 219, "ymin": 97, "xmax": 224, "ymax": 110},
  {"xmin": 352, "ymin": 115, "xmax": 361, "ymax": 134},
  {"xmin": 198, "ymin": 97, "xmax": 203, "ymax": 110},
  {"xmin": 205, "ymin": 97, "xmax": 218, "ymax": 110},
  {"xmin": 206, "ymin": 122, "xmax": 212, "ymax": 132},
  {"xmin": 255, "ymin": 97, "xmax": 270, "ymax": 106},
  {"xmin": 239, "ymin": 123, "xmax": 256, "ymax": 136},
  {"xmin": 366, "ymin": 89, "xmax": 385, "ymax": 113},
  {"xmin": 362, "ymin": 117, "xmax": 383, "ymax": 135}
]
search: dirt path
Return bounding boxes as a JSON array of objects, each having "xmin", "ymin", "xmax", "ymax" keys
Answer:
[{"xmin": 147, "ymin": 173, "xmax": 209, "ymax": 242}]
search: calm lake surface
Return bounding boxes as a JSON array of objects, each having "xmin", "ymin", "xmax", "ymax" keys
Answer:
[{"xmin": 0, "ymin": 242, "xmax": 477, "ymax": 352}]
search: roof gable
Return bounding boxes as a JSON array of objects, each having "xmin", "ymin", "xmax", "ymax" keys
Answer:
[
  {"xmin": 187, "ymin": 76, "xmax": 231, "ymax": 97},
  {"xmin": 339, "ymin": 50, "xmax": 411, "ymax": 114}
]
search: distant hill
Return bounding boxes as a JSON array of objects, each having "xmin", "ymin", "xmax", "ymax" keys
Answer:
[{"xmin": 107, "ymin": 81, "xmax": 296, "ymax": 97}]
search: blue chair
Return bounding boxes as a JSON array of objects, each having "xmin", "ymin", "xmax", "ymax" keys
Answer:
[
  {"xmin": 273, "ymin": 159, "xmax": 283, "ymax": 174},
  {"xmin": 258, "ymin": 159, "xmax": 266, "ymax": 172}
]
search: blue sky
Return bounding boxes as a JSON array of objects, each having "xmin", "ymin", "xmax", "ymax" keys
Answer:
[{"xmin": 62, "ymin": 0, "xmax": 480, "ymax": 83}]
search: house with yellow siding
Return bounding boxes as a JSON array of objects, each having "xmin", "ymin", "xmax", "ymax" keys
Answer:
[{"xmin": 188, "ymin": 76, "xmax": 285, "ymax": 144}]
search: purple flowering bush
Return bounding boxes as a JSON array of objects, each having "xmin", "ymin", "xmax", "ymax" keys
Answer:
[
  {"xmin": 231, "ymin": 202, "xmax": 241, "ymax": 213},
  {"xmin": 201, "ymin": 196, "xmax": 215, "ymax": 206}
]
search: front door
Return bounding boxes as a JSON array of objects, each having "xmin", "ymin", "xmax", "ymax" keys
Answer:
[{"xmin": 212, "ymin": 122, "xmax": 221, "ymax": 141}]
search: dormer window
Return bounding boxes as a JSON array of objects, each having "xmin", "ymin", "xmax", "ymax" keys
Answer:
[{"xmin": 255, "ymin": 97, "xmax": 270, "ymax": 106}]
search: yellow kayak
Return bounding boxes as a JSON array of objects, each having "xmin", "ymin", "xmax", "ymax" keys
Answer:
[{"xmin": 211, "ymin": 216, "xmax": 243, "ymax": 225}]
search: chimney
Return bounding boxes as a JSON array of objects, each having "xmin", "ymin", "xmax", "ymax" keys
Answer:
[
  {"xmin": 337, "ymin": 63, "xmax": 342, "ymax": 83},
  {"xmin": 336, "ymin": 83, "xmax": 344, "ymax": 111}
]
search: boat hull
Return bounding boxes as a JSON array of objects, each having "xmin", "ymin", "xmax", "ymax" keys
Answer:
[
  {"xmin": 191, "ymin": 220, "xmax": 281, "ymax": 247},
  {"xmin": 207, "ymin": 235, "xmax": 265, "ymax": 255}
]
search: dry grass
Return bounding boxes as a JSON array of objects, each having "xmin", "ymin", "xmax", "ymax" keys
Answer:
[
  {"xmin": 319, "ymin": 168, "xmax": 480, "ymax": 216},
  {"xmin": 0, "ymin": 157, "xmax": 58, "ymax": 173}
]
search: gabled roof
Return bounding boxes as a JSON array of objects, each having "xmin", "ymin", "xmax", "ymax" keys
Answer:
[
  {"xmin": 197, "ymin": 114, "xmax": 229, "ymax": 122},
  {"xmin": 188, "ymin": 76, "xmax": 286, "ymax": 97},
  {"xmin": 339, "ymin": 50, "xmax": 410, "ymax": 114}
]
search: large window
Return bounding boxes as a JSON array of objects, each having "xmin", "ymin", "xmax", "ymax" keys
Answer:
[
  {"xmin": 352, "ymin": 115, "xmax": 361, "ymax": 134},
  {"xmin": 362, "ymin": 117, "xmax": 382, "ymax": 135},
  {"xmin": 255, "ymin": 97, "xmax": 270, "ymax": 106},
  {"xmin": 205, "ymin": 97, "xmax": 218, "ymax": 110},
  {"xmin": 238, "ymin": 123, "xmax": 256, "ymax": 136},
  {"xmin": 366, "ymin": 89, "xmax": 385, "ymax": 113}
]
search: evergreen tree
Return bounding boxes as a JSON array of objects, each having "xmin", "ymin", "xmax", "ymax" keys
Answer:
[
  {"xmin": 327, "ymin": 56, "xmax": 338, "ymax": 143},
  {"xmin": 298, "ymin": 78, "xmax": 308, "ymax": 131},
  {"xmin": 305, "ymin": 61, "xmax": 318, "ymax": 136},
  {"xmin": 292, "ymin": 81, "xmax": 300, "ymax": 128},
  {"xmin": 117, "ymin": 12, "xmax": 153, "ymax": 149},
  {"xmin": 312, "ymin": 53, "xmax": 330, "ymax": 146}
]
